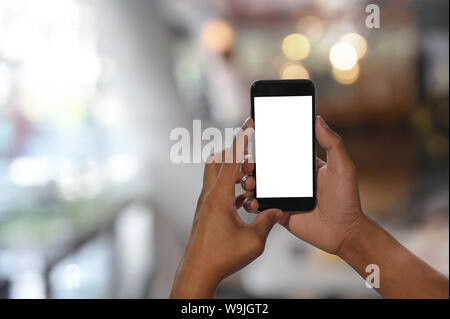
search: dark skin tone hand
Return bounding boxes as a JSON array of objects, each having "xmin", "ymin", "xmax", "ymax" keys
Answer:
[
  {"xmin": 171, "ymin": 115, "xmax": 448, "ymax": 299},
  {"xmin": 241, "ymin": 115, "xmax": 449, "ymax": 299},
  {"xmin": 170, "ymin": 118, "xmax": 281, "ymax": 298}
]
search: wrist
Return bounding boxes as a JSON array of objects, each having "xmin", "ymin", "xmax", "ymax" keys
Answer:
[
  {"xmin": 170, "ymin": 257, "xmax": 221, "ymax": 298},
  {"xmin": 336, "ymin": 212, "xmax": 373, "ymax": 260}
]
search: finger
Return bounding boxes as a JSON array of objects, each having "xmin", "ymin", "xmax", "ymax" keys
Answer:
[
  {"xmin": 203, "ymin": 147, "xmax": 228, "ymax": 181},
  {"xmin": 236, "ymin": 170, "xmax": 245, "ymax": 184},
  {"xmin": 250, "ymin": 208, "xmax": 282, "ymax": 240},
  {"xmin": 315, "ymin": 116, "xmax": 353, "ymax": 172},
  {"xmin": 235, "ymin": 192, "xmax": 253, "ymax": 209},
  {"xmin": 217, "ymin": 118, "xmax": 254, "ymax": 191},
  {"xmin": 217, "ymin": 133, "xmax": 249, "ymax": 166},
  {"xmin": 241, "ymin": 155, "xmax": 254, "ymax": 175},
  {"xmin": 243, "ymin": 197, "xmax": 259, "ymax": 213},
  {"xmin": 240, "ymin": 175, "xmax": 256, "ymax": 191},
  {"xmin": 202, "ymin": 162, "xmax": 220, "ymax": 193},
  {"xmin": 276, "ymin": 211, "xmax": 291, "ymax": 227},
  {"xmin": 235, "ymin": 155, "xmax": 254, "ymax": 184},
  {"xmin": 206, "ymin": 137, "xmax": 242, "ymax": 187}
]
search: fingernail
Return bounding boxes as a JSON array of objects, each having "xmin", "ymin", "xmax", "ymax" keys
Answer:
[
  {"xmin": 318, "ymin": 115, "xmax": 328, "ymax": 129},
  {"xmin": 242, "ymin": 117, "xmax": 251, "ymax": 129}
]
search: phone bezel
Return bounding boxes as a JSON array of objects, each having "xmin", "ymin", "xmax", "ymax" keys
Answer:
[{"xmin": 250, "ymin": 79, "xmax": 316, "ymax": 212}]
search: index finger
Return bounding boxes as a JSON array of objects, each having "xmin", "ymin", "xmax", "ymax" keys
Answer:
[{"xmin": 216, "ymin": 118, "xmax": 254, "ymax": 192}]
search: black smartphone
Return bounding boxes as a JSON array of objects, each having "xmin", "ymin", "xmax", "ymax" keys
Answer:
[{"xmin": 250, "ymin": 79, "xmax": 316, "ymax": 212}]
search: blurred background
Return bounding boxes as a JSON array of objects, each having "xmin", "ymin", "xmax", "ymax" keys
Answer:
[{"xmin": 0, "ymin": 0, "xmax": 448, "ymax": 299}]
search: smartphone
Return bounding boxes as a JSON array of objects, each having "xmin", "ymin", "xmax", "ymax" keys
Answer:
[{"xmin": 250, "ymin": 79, "xmax": 316, "ymax": 212}]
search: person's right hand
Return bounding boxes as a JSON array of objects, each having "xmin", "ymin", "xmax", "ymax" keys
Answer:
[
  {"xmin": 241, "ymin": 115, "xmax": 365, "ymax": 254},
  {"xmin": 243, "ymin": 115, "xmax": 449, "ymax": 298}
]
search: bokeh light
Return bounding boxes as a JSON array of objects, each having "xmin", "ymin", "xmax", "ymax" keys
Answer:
[
  {"xmin": 199, "ymin": 19, "xmax": 234, "ymax": 54},
  {"xmin": 332, "ymin": 63, "xmax": 360, "ymax": 84},
  {"xmin": 281, "ymin": 33, "xmax": 310, "ymax": 61},
  {"xmin": 280, "ymin": 62, "xmax": 310, "ymax": 79},
  {"xmin": 329, "ymin": 42, "xmax": 358, "ymax": 70},
  {"xmin": 341, "ymin": 33, "xmax": 368, "ymax": 59}
]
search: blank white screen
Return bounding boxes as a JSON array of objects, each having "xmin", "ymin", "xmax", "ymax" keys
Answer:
[{"xmin": 254, "ymin": 96, "xmax": 313, "ymax": 198}]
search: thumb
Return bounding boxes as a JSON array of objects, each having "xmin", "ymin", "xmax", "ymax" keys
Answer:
[
  {"xmin": 250, "ymin": 209, "xmax": 281, "ymax": 240},
  {"xmin": 315, "ymin": 115, "xmax": 352, "ymax": 172}
]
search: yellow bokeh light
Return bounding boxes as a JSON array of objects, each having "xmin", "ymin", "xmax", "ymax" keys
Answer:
[
  {"xmin": 297, "ymin": 16, "xmax": 324, "ymax": 42},
  {"xmin": 281, "ymin": 33, "xmax": 310, "ymax": 61},
  {"xmin": 280, "ymin": 62, "xmax": 310, "ymax": 79},
  {"xmin": 199, "ymin": 19, "xmax": 234, "ymax": 54},
  {"xmin": 332, "ymin": 63, "xmax": 360, "ymax": 85},
  {"xmin": 329, "ymin": 42, "xmax": 358, "ymax": 71},
  {"xmin": 341, "ymin": 33, "xmax": 367, "ymax": 59}
]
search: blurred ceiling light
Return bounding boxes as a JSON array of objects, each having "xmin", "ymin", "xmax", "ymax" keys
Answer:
[
  {"xmin": 341, "ymin": 33, "xmax": 367, "ymax": 59},
  {"xmin": 280, "ymin": 62, "xmax": 310, "ymax": 79},
  {"xmin": 200, "ymin": 19, "xmax": 234, "ymax": 54},
  {"xmin": 282, "ymin": 33, "xmax": 310, "ymax": 61},
  {"xmin": 332, "ymin": 63, "xmax": 360, "ymax": 85},
  {"xmin": 329, "ymin": 42, "xmax": 357, "ymax": 71},
  {"xmin": 9, "ymin": 156, "xmax": 51, "ymax": 187},
  {"xmin": 297, "ymin": 16, "xmax": 324, "ymax": 42}
]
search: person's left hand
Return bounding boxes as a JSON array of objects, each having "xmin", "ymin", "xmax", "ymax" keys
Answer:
[{"xmin": 170, "ymin": 118, "xmax": 281, "ymax": 298}]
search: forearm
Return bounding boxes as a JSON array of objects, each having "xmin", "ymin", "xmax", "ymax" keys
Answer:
[{"xmin": 338, "ymin": 214, "xmax": 449, "ymax": 298}]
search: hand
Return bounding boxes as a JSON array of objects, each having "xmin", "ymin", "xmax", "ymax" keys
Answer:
[
  {"xmin": 170, "ymin": 118, "xmax": 281, "ymax": 298},
  {"xmin": 241, "ymin": 115, "xmax": 449, "ymax": 298},
  {"xmin": 242, "ymin": 115, "xmax": 364, "ymax": 254}
]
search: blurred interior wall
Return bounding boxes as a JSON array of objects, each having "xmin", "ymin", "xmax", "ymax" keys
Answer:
[{"xmin": 93, "ymin": 0, "xmax": 203, "ymax": 297}]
